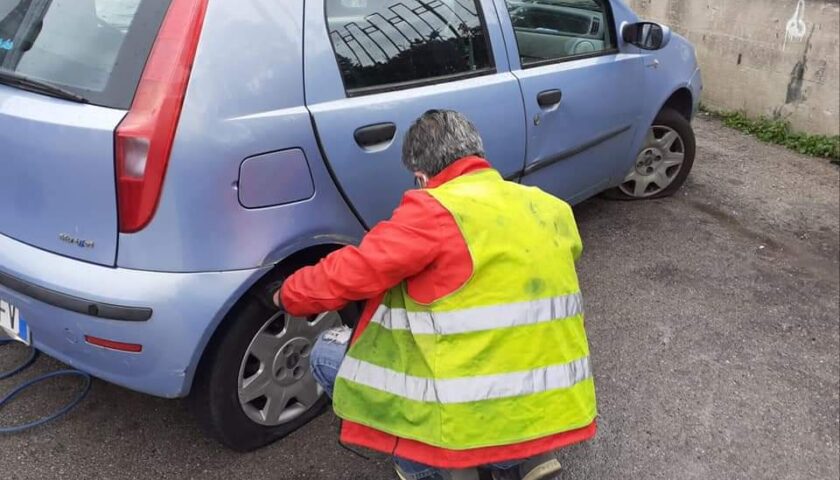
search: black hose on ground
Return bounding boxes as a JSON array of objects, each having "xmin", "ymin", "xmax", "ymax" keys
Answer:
[{"xmin": 0, "ymin": 339, "xmax": 92, "ymax": 433}]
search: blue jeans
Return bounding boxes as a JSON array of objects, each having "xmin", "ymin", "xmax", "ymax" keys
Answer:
[{"xmin": 309, "ymin": 327, "xmax": 521, "ymax": 480}]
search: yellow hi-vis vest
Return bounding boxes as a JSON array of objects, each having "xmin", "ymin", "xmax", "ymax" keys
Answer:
[{"xmin": 333, "ymin": 169, "xmax": 597, "ymax": 450}]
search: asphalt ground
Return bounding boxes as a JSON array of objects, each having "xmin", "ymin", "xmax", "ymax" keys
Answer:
[{"xmin": 1, "ymin": 115, "xmax": 838, "ymax": 480}]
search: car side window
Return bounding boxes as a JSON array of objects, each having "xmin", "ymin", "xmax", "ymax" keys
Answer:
[
  {"xmin": 325, "ymin": 0, "xmax": 493, "ymax": 95},
  {"xmin": 503, "ymin": 0, "xmax": 616, "ymax": 66}
]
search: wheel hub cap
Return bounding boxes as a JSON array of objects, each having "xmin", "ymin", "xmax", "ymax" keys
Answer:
[
  {"xmin": 237, "ymin": 311, "xmax": 342, "ymax": 426},
  {"xmin": 635, "ymin": 148, "xmax": 664, "ymax": 175},
  {"xmin": 620, "ymin": 125, "xmax": 686, "ymax": 198},
  {"xmin": 271, "ymin": 338, "xmax": 308, "ymax": 386}
]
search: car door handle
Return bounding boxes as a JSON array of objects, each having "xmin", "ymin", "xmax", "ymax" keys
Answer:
[
  {"xmin": 354, "ymin": 122, "xmax": 397, "ymax": 148},
  {"xmin": 537, "ymin": 89, "xmax": 563, "ymax": 108}
]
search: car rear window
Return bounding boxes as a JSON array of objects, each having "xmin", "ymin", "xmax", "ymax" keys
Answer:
[{"xmin": 0, "ymin": 0, "xmax": 172, "ymax": 109}]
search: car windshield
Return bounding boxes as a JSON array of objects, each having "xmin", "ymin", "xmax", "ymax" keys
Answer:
[{"xmin": 0, "ymin": 0, "xmax": 171, "ymax": 108}]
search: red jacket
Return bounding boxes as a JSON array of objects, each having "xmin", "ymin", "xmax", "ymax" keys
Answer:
[{"xmin": 281, "ymin": 156, "xmax": 596, "ymax": 468}]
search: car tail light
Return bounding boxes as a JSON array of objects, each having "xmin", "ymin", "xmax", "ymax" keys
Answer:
[{"xmin": 115, "ymin": 0, "xmax": 210, "ymax": 233}]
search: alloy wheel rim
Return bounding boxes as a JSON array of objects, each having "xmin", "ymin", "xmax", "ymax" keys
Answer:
[
  {"xmin": 619, "ymin": 125, "xmax": 686, "ymax": 198},
  {"xmin": 237, "ymin": 310, "xmax": 341, "ymax": 426}
]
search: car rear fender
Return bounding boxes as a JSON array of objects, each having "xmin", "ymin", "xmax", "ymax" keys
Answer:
[
  {"xmin": 115, "ymin": 0, "xmax": 365, "ymax": 273},
  {"xmin": 183, "ymin": 239, "xmax": 356, "ymax": 395}
]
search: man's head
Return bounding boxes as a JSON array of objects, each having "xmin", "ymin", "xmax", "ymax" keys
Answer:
[{"xmin": 402, "ymin": 110, "xmax": 485, "ymax": 186}]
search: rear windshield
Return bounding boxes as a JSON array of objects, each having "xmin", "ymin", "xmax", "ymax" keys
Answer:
[{"xmin": 0, "ymin": 0, "xmax": 171, "ymax": 109}]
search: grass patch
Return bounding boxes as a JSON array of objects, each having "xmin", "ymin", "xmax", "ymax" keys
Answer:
[{"xmin": 701, "ymin": 106, "xmax": 839, "ymax": 164}]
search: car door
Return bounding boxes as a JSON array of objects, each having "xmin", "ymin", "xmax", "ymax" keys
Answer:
[
  {"xmin": 304, "ymin": 0, "xmax": 526, "ymax": 228},
  {"xmin": 494, "ymin": 0, "xmax": 645, "ymax": 203}
]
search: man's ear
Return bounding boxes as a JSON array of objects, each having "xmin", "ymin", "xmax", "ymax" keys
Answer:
[
  {"xmin": 273, "ymin": 288, "xmax": 283, "ymax": 309},
  {"xmin": 415, "ymin": 172, "xmax": 430, "ymax": 188}
]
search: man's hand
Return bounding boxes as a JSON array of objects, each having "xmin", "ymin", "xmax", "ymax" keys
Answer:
[{"xmin": 273, "ymin": 287, "xmax": 319, "ymax": 322}]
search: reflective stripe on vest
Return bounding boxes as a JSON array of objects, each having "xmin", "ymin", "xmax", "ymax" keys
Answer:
[
  {"xmin": 369, "ymin": 291, "xmax": 583, "ymax": 335},
  {"xmin": 338, "ymin": 355, "xmax": 592, "ymax": 404}
]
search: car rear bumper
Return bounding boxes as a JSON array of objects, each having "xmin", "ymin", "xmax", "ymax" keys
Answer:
[{"xmin": 0, "ymin": 232, "xmax": 267, "ymax": 398}]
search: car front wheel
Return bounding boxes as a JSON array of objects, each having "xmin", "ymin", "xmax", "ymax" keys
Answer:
[{"xmin": 610, "ymin": 108, "xmax": 696, "ymax": 199}]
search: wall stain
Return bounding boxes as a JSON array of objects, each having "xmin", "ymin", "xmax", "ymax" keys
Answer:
[
  {"xmin": 666, "ymin": 0, "xmax": 687, "ymax": 29},
  {"xmin": 786, "ymin": 25, "xmax": 815, "ymax": 104}
]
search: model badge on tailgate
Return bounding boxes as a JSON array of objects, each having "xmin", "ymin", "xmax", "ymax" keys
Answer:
[{"xmin": 59, "ymin": 233, "xmax": 95, "ymax": 248}]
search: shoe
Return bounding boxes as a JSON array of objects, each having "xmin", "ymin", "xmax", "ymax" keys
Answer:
[
  {"xmin": 395, "ymin": 464, "xmax": 410, "ymax": 480},
  {"xmin": 490, "ymin": 452, "xmax": 562, "ymax": 480},
  {"xmin": 518, "ymin": 451, "xmax": 562, "ymax": 480}
]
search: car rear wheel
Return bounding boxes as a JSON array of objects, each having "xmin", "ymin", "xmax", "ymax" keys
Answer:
[
  {"xmin": 191, "ymin": 268, "xmax": 356, "ymax": 451},
  {"xmin": 609, "ymin": 108, "xmax": 696, "ymax": 199}
]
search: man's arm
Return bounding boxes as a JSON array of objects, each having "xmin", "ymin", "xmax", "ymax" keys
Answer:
[{"xmin": 278, "ymin": 191, "xmax": 443, "ymax": 316}]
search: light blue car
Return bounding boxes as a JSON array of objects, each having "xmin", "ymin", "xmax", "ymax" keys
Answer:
[{"xmin": 0, "ymin": 0, "xmax": 700, "ymax": 449}]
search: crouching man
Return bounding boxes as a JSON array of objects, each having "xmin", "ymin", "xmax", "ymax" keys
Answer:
[{"xmin": 277, "ymin": 110, "xmax": 597, "ymax": 480}]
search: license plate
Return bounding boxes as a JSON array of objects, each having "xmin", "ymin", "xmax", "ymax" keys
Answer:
[{"xmin": 0, "ymin": 298, "xmax": 31, "ymax": 346}]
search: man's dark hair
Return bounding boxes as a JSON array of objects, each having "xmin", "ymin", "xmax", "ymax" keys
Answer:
[{"xmin": 402, "ymin": 110, "xmax": 485, "ymax": 177}]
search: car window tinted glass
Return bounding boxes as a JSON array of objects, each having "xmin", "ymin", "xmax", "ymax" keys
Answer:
[
  {"xmin": 503, "ymin": 0, "xmax": 614, "ymax": 65},
  {"xmin": 0, "ymin": 0, "xmax": 171, "ymax": 108},
  {"xmin": 326, "ymin": 0, "xmax": 493, "ymax": 93}
]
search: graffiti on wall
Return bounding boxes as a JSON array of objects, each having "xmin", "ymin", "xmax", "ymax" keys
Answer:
[{"xmin": 783, "ymin": 0, "xmax": 807, "ymax": 50}]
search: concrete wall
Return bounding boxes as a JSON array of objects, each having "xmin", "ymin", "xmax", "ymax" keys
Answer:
[{"xmin": 627, "ymin": 0, "xmax": 840, "ymax": 136}]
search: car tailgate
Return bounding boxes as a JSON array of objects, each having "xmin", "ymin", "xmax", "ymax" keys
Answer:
[{"xmin": 0, "ymin": 85, "xmax": 123, "ymax": 266}]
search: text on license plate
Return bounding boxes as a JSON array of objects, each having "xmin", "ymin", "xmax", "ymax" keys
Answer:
[{"xmin": 0, "ymin": 298, "xmax": 31, "ymax": 345}]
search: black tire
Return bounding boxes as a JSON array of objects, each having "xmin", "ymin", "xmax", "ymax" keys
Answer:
[
  {"xmin": 606, "ymin": 108, "xmax": 696, "ymax": 200},
  {"xmin": 190, "ymin": 266, "xmax": 358, "ymax": 451}
]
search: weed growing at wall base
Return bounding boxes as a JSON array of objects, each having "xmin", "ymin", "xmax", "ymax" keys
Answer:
[{"xmin": 701, "ymin": 106, "xmax": 840, "ymax": 164}]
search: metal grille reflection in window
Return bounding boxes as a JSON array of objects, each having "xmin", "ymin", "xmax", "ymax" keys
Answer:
[{"xmin": 326, "ymin": 0, "xmax": 492, "ymax": 92}]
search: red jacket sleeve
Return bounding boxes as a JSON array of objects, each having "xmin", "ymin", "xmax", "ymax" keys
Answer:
[{"xmin": 280, "ymin": 190, "xmax": 444, "ymax": 316}]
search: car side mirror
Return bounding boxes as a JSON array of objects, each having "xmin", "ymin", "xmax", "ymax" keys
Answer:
[{"xmin": 622, "ymin": 22, "xmax": 671, "ymax": 50}]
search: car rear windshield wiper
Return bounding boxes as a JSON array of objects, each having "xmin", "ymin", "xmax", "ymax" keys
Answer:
[{"xmin": 0, "ymin": 70, "xmax": 89, "ymax": 104}]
